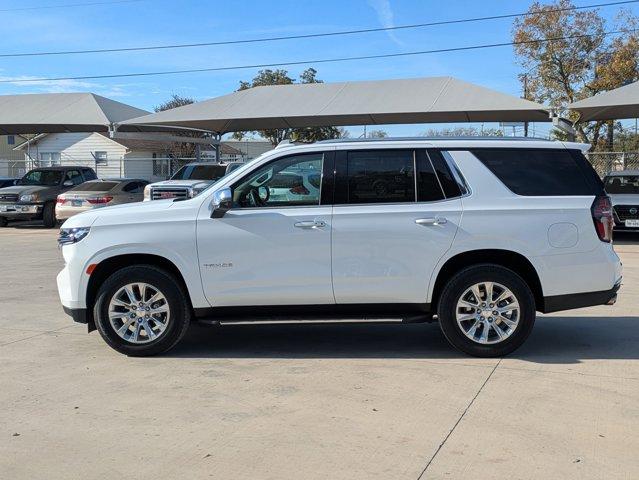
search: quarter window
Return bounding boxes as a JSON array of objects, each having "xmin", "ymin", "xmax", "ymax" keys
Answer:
[
  {"xmin": 346, "ymin": 150, "xmax": 414, "ymax": 204},
  {"xmin": 233, "ymin": 153, "xmax": 324, "ymax": 208},
  {"xmin": 472, "ymin": 149, "xmax": 599, "ymax": 196},
  {"xmin": 428, "ymin": 150, "xmax": 462, "ymax": 198}
]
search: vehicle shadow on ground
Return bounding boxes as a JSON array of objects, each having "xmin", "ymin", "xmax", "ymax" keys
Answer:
[{"xmin": 167, "ymin": 315, "xmax": 639, "ymax": 364}]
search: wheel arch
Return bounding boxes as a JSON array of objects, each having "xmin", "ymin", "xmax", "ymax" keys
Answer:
[
  {"xmin": 85, "ymin": 253, "xmax": 192, "ymax": 330},
  {"xmin": 430, "ymin": 249, "xmax": 544, "ymax": 312}
]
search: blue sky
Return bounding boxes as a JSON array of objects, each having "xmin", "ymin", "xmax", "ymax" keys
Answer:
[{"xmin": 0, "ymin": 0, "xmax": 637, "ymax": 138}]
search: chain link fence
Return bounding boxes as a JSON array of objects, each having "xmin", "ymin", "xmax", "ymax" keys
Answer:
[
  {"xmin": 585, "ymin": 152, "xmax": 639, "ymax": 178},
  {"xmin": 0, "ymin": 156, "xmax": 239, "ymax": 182}
]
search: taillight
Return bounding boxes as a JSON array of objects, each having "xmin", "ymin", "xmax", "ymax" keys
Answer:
[
  {"xmin": 56, "ymin": 195, "xmax": 66, "ymax": 205},
  {"xmin": 591, "ymin": 195, "xmax": 614, "ymax": 243},
  {"xmin": 87, "ymin": 196, "xmax": 113, "ymax": 205}
]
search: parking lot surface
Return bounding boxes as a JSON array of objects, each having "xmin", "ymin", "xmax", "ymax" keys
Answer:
[{"xmin": 1, "ymin": 226, "xmax": 638, "ymax": 480}]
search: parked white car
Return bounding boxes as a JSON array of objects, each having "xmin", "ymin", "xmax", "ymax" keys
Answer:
[
  {"xmin": 603, "ymin": 170, "xmax": 639, "ymax": 231},
  {"xmin": 57, "ymin": 138, "xmax": 622, "ymax": 357},
  {"xmin": 144, "ymin": 162, "xmax": 243, "ymax": 201}
]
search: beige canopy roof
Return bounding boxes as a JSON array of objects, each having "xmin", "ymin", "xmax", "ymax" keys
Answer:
[
  {"xmin": 569, "ymin": 81, "xmax": 639, "ymax": 122},
  {"xmin": 121, "ymin": 77, "xmax": 551, "ymax": 134},
  {"xmin": 0, "ymin": 92, "xmax": 152, "ymax": 134}
]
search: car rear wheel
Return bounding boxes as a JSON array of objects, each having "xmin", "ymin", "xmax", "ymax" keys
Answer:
[
  {"xmin": 437, "ymin": 264, "xmax": 535, "ymax": 357},
  {"xmin": 94, "ymin": 265, "xmax": 191, "ymax": 356},
  {"xmin": 0, "ymin": 217, "xmax": 7, "ymax": 227},
  {"xmin": 42, "ymin": 202, "xmax": 57, "ymax": 228}
]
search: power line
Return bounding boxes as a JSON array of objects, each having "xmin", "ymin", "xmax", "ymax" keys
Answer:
[
  {"xmin": 0, "ymin": 0, "xmax": 636, "ymax": 58},
  {"xmin": 1, "ymin": 28, "xmax": 634, "ymax": 84},
  {"xmin": 0, "ymin": 0, "xmax": 143, "ymax": 13}
]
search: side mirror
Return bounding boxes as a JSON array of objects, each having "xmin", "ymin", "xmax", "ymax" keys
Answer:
[
  {"xmin": 210, "ymin": 187, "xmax": 233, "ymax": 218},
  {"xmin": 63, "ymin": 180, "xmax": 74, "ymax": 187}
]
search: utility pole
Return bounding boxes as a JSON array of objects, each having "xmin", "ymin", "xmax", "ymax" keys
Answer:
[{"xmin": 523, "ymin": 74, "xmax": 529, "ymax": 137}]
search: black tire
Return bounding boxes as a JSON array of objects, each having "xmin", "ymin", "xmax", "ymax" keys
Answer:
[
  {"xmin": 93, "ymin": 265, "xmax": 191, "ymax": 356},
  {"xmin": 0, "ymin": 217, "xmax": 7, "ymax": 227},
  {"xmin": 437, "ymin": 264, "xmax": 536, "ymax": 357},
  {"xmin": 42, "ymin": 202, "xmax": 57, "ymax": 228}
]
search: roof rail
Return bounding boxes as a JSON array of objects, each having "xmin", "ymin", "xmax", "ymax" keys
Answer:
[{"xmin": 317, "ymin": 136, "xmax": 553, "ymax": 144}]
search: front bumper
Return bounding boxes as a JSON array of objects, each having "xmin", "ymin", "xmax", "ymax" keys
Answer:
[{"xmin": 0, "ymin": 203, "xmax": 43, "ymax": 218}]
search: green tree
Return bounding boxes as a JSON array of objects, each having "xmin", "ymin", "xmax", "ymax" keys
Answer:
[
  {"xmin": 232, "ymin": 68, "xmax": 347, "ymax": 145},
  {"xmin": 512, "ymin": 0, "xmax": 639, "ymax": 149}
]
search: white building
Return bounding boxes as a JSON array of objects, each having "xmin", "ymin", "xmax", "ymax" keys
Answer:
[{"xmin": 13, "ymin": 132, "xmax": 245, "ymax": 181}]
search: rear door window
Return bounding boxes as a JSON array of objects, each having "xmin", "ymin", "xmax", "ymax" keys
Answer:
[
  {"xmin": 472, "ymin": 148, "xmax": 602, "ymax": 196},
  {"xmin": 416, "ymin": 150, "xmax": 445, "ymax": 202},
  {"xmin": 345, "ymin": 150, "xmax": 415, "ymax": 204}
]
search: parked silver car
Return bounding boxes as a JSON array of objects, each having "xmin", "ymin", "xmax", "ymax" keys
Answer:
[
  {"xmin": 604, "ymin": 170, "xmax": 639, "ymax": 231},
  {"xmin": 56, "ymin": 178, "xmax": 148, "ymax": 221}
]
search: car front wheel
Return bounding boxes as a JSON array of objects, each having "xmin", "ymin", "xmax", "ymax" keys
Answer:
[
  {"xmin": 94, "ymin": 265, "xmax": 191, "ymax": 356},
  {"xmin": 437, "ymin": 264, "xmax": 536, "ymax": 357},
  {"xmin": 42, "ymin": 202, "xmax": 57, "ymax": 228}
]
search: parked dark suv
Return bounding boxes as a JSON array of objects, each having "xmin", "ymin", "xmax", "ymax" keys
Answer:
[{"xmin": 0, "ymin": 166, "xmax": 97, "ymax": 228}]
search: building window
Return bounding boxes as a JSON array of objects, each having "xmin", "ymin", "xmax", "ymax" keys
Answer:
[
  {"xmin": 7, "ymin": 135, "xmax": 15, "ymax": 145},
  {"xmin": 94, "ymin": 151, "xmax": 108, "ymax": 165},
  {"xmin": 39, "ymin": 152, "xmax": 61, "ymax": 166},
  {"xmin": 153, "ymin": 158, "xmax": 170, "ymax": 177}
]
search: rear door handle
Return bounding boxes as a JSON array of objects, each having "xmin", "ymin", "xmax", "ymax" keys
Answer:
[
  {"xmin": 415, "ymin": 216, "xmax": 447, "ymax": 226},
  {"xmin": 294, "ymin": 220, "xmax": 326, "ymax": 229}
]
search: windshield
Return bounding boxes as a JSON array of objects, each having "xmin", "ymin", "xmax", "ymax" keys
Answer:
[
  {"xmin": 19, "ymin": 170, "xmax": 63, "ymax": 186},
  {"xmin": 171, "ymin": 165, "xmax": 227, "ymax": 181},
  {"xmin": 605, "ymin": 175, "xmax": 639, "ymax": 194}
]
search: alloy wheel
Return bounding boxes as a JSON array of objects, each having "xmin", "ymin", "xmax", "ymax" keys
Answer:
[
  {"xmin": 455, "ymin": 281, "xmax": 520, "ymax": 345},
  {"xmin": 108, "ymin": 283, "xmax": 170, "ymax": 344}
]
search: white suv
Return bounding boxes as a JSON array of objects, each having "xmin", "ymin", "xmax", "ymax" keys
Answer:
[{"xmin": 56, "ymin": 138, "xmax": 622, "ymax": 357}]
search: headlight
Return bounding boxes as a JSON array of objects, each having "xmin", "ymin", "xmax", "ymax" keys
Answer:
[
  {"xmin": 189, "ymin": 187, "xmax": 205, "ymax": 198},
  {"xmin": 19, "ymin": 193, "xmax": 38, "ymax": 203},
  {"xmin": 143, "ymin": 185, "xmax": 151, "ymax": 201},
  {"xmin": 58, "ymin": 227, "xmax": 91, "ymax": 246}
]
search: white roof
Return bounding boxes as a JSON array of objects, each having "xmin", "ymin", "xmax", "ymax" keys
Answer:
[
  {"xmin": 0, "ymin": 92, "xmax": 151, "ymax": 134},
  {"xmin": 121, "ymin": 77, "xmax": 551, "ymax": 133},
  {"xmin": 568, "ymin": 81, "xmax": 639, "ymax": 121}
]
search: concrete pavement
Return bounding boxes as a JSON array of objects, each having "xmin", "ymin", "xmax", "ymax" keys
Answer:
[{"xmin": 1, "ymin": 226, "xmax": 637, "ymax": 479}]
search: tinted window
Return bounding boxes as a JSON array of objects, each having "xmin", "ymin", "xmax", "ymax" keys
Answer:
[
  {"xmin": 428, "ymin": 150, "xmax": 462, "ymax": 198},
  {"xmin": 472, "ymin": 149, "xmax": 600, "ymax": 196},
  {"xmin": 123, "ymin": 181, "xmax": 146, "ymax": 193},
  {"xmin": 346, "ymin": 150, "xmax": 414, "ymax": 204},
  {"xmin": 605, "ymin": 175, "xmax": 639, "ymax": 194},
  {"xmin": 65, "ymin": 170, "xmax": 84, "ymax": 185},
  {"xmin": 233, "ymin": 153, "xmax": 323, "ymax": 208},
  {"xmin": 416, "ymin": 151, "xmax": 445, "ymax": 202},
  {"xmin": 172, "ymin": 165, "xmax": 227, "ymax": 181},
  {"xmin": 82, "ymin": 169, "xmax": 97, "ymax": 180}
]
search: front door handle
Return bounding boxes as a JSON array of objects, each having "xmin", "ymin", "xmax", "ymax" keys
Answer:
[
  {"xmin": 294, "ymin": 220, "xmax": 326, "ymax": 229},
  {"xmin": 415, "ymin": 217, "xmax": 447, "ymax": 226}
]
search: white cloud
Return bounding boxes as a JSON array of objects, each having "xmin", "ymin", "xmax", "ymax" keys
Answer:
[
  {"xmin": 367, "ymin": 0, "xmax": 403, "ymax": 46},
  {"xmin": 0, "ymin": 74, "xmax": 142, "ymax": 99}
]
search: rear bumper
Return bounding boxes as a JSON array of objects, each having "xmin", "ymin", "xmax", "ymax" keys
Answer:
[
  {"xmin": 55, "ymin": 205, "xmax": 93, "ymax": 220},
  {"xmin": 541, "ymin": 281, "xmax": 621, "ymax": 313}
]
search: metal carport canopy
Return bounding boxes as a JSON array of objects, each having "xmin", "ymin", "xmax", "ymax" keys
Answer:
[
  {"xmin": 568, "ymin": 81, "xmax": 639, "ymax": 122},
  {"xmin": 0, "ymin": 92, "xmax": 154, "ymax": 134},
  {"xmin": 120, "ymin": 77, "xmax": 551, "ymax": 134}
]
